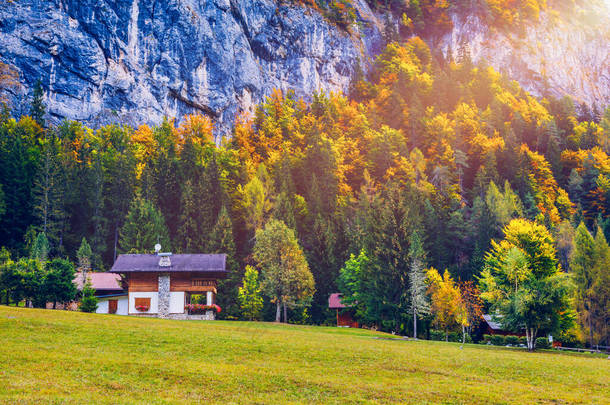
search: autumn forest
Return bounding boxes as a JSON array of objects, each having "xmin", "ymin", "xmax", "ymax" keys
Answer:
[{"xmin": 0, "ymin": 35, "xmax": 609, "ymax": 347}]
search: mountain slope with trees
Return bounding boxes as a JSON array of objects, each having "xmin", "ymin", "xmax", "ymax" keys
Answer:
[{"xmin": 0, "ymin": 9, "xmax": 609, "ymax": 347}]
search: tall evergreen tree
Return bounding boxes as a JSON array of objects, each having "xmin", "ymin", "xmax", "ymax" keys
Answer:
[
  {"xmin": 120, "ymin": 195, "xmax": 170, "ymax": 253},
  {"xmin": 408, "ymin": 230, "xmax": 429, "ymax": 338},
  {"xmin": 33, "ymin": 131, "xmax": 65, "ymax": 253},
  {"xmin": 30, "ymin": 232, "xmax": 50, "ymax": 265},
  {"xmin": 209, "ymin": 206, "xmax": 240, "ymax": 318},
  {"xmin": 29, "ymin": 79, "xmax": 46, "ymax": 127}
]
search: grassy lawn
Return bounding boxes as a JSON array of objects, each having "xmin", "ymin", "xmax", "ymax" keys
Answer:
[{"xmin": 0, "ymin": 306, "xmax": 607, "ymax": 404}]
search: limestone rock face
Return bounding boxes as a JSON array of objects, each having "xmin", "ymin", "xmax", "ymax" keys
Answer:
[
  {"xmin": 0, "ymin": 1, "xmax": 608, "ymax": 135},
  {"xmin": 435, "ymin": 7, "xmax": 610, "ymax": 109},
  {"xmin": 0, "ymin": 0, "xmax": 383, "ymax": 134}
]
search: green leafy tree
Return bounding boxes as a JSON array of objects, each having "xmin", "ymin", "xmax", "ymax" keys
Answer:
[
  {"xmin": 43, "ymin": 258, "xmax": 77, "ymax": 308},
  {"xmin": 238, "ymin": 265, "xmax": 263, "ymax": 321},
  {"xmin": 120, "ymin": 195, "xmax": 170, "ymax": 253},
  {"xmin": 253, "ymin": 219, "xmax": 315, "ymax": 322},
  {"xmin": 479, "ymin": 218, "xmax": 574, "ymax": 351},
  {"xmin": 337, "ymin": 249, "xmax": 370, "ymax": 322}
]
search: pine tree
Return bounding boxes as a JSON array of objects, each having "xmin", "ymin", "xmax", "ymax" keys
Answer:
[
  {"xmin": 120, "ymin": 195, "xmax": 170, "ymax": 253},
  {"xmin": 77, "ymin": 237, "xmax": 92, "ymax": 290},
  {"xmin": 590, "ymin": 228, "xmax": 610, "ymax": 347},
  {"xmin": 408, "ymin": 231, "xmax": 429, "ymax": 338},
  {"xmin": 238, "ymin": 265, "xmax": 263, "ymax": 321},
  {"xmin": 178, "ymin": 179, "xmax": 201, "ymax": 252},
  {"xmin": 29, "ymin": 79, "xmax": 46, "ymax": 127},
  {"xmin": 209, "ymin": 206, "xmax": 240, "ymax": 318},
  {"xmin": 30, "ymin": 232, "xmax": 50, "ymax": 265},
  {"xmin": 199, "ymin": 155, "xmax": 225, "ymax": 239},
  {"xmin": 33, "ymin": 132, "xmax": 65, "ymax": 254},
  {"xmin": 570, "ymin": 222, "xmax": 595, "ymax": 347}
]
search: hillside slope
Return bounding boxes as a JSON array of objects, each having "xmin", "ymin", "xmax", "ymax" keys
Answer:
[{"xmin": 0, "ymin": 306, "xmax": 608, "ymax": 403}]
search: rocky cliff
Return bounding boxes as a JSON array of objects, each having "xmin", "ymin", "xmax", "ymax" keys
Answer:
[
  {"xmin": 0, "ymin": 1, "xmax": 608, "ymax": 134},
  {"xmin": 0, "ymin": 0, "xmax": 383, "ymax": 134},
  {"xmin": 435, "ymin": 4, "xmax": 610, "ymax": 110}
]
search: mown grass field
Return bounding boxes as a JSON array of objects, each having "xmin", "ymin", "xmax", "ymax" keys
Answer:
[{"xmin": 0, "ymin": 306, "xmax": 607, "ymax": 404}]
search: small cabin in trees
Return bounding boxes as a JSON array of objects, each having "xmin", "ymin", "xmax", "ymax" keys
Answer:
[
  {"xmin": 482, "ymin": 314, "xmax": 525, "ymax": 337},
  {"xmin": 109, "ymin": 251, "xmax": 227, "ymax": 319},
  {"xmin": 74, "ymin": 272, "xmax": 128, "ymax": 315},
  {"xmin": 329, "ymin": 293, "xmax": 359, "ymax": 328}
]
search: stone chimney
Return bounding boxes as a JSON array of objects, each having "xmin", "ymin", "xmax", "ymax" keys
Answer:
[{"xmin": 157, "ymin": 251, "xmax": 172, "ymax": 319}]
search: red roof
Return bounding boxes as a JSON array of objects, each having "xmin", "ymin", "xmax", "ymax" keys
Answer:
[
  {"xmin": 74, "ymin": 272, "xmax": 123, "ymax": 291},
  {"xmin": 329, "ymin": 293, "xmax": 347, "ymax": 309}
]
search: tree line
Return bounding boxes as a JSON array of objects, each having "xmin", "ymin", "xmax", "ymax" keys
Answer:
[{"xmin": 0, "ymin": 35, "xmax": 608, "ymax": 348}]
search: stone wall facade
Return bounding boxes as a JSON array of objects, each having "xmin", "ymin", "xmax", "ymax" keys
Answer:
[
  {"xmin": 158, "ymin": 273, "xmax": 170, "ymax": 319},
  {"xmin": 168, "ymin": 311, "xmax": 216, "ymax": 321}
]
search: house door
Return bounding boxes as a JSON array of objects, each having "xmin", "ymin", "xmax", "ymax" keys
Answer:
[{"xmin": 108, "ymin": 299, "xmax": 118, "ymax": 314}]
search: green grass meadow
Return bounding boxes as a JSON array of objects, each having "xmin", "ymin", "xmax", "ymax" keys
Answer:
[{"xmin": 0, "ymin": 306, "xmax": 607, "ymax": 404}]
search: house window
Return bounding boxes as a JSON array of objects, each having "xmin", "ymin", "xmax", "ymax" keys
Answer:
[{"xmin": 134, "ymin": 297, "xmax": 151, "ymax": 312}]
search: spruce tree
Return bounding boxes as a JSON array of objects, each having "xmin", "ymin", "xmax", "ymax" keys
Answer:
[
  {"xmin": 120, "ymin": 195, "xmax": 170, "ymax": 253},
  {"xmin": 408, "ymin": 230, "xmax": 429, "ymax": 338},
  {"xmin": 178, "ymin": 179, "xmax": 201, "ymax": 252},
  {"xmin": 30, "ymin": 232, "xmax": 50, "ymax": 265},
  {"xmin": 77, "ymin": 237, "xmax": 92, "ymax": 290},
  {"xmin": 209, "ymin": 206, "xmax": 240, "ymax": 318},
  {"xmin": 29, "ymin": 79, "xmax": 46, "ymax": 127},
  {"xmin": 200, "ymin": 155, "xmax": 225, "ymax": 238},
  {"xmin": 33, "ymin": 132, "xmax": 65, "ymax": 253}
]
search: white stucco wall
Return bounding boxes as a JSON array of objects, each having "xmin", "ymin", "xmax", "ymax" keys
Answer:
[
  {"xmin": 129, "ymin": 292, "xmax": 159, "ymax": 314},
  {"xmin": 95, "ymin": 296, "xmax": 128, "ymax": 315},
  {"xmin": 96, "ymin": 299, "xmax": 108, "ymax": 314},
  {"xmin": 206, "ymin": 291, "xmax": 213, "ymax": 305},
  {"xmin": 169, "ymin": 292, "xmax": 185, "ymax": 314},
  {"xmin": 116, "ymin": 297, "xmax": 128, "ymax": 315}
]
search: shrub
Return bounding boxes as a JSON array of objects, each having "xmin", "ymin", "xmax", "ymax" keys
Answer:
[
  {"xmin": 430, "ymin": 330, "xmax": 445, "ymax": 341},
  {"xmin": 79, "ymin": 282, "xmax": 97, "ymax": 313},
  {"xmin": 490, "ymin": 335, "xmax": 505, "ymax": 346},
  {"xmin": 482, "ymin": 334, "xmax": 493, "ymax": 344},
  {"xmin": 518, "ymin": 336, "xmax": 527, "ymax": 346},
  {"xmin": 505, "ymin": 335, "xmax": 520, "ymax": 345},
  {"xmin": 536, "ymin": 337, "xmax": 550, "ymax": 349}
]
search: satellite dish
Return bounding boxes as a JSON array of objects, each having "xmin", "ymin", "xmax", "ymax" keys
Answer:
[{"xmin": 154, "ymin": 243, "xmax": 161, "ymax": 253}]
